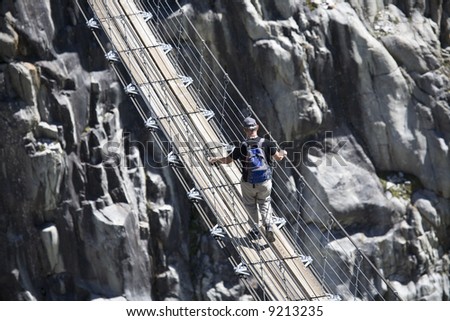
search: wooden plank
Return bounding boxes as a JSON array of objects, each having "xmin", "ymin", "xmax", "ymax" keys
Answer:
[{"xmin": 271, "ymin": 228, "xmax": 326, "ymax": 299}]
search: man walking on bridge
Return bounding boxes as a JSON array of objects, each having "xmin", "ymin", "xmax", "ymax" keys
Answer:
[{"xmin": 208, "ymin": 117, "xmax": 287, "ymax": 242}]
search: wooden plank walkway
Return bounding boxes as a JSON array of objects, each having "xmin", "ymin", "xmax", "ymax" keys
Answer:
[{"xmin": 88, "ymin": 0, "xmax": 329, "ymax": 301}]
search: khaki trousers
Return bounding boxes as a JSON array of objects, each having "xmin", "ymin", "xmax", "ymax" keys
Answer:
[{"xmin": 241, "ymin": 180, "xmax": 273, "ymax": 228}]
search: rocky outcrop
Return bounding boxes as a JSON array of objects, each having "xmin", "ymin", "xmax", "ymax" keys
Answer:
[
  {"xmin": 0, "ymin": 0, "xmax": 153, "ymax": 300},
  {"xmin": 0, "ymin": 48, "xmax": 154, "ymax": 299}
]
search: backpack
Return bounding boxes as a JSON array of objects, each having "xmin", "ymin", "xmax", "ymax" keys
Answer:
[{"xmin": 243, "ymin": 138, "xmax": 272, "ymax": 184}]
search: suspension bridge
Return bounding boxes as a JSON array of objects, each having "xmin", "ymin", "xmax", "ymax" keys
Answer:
[{"xmin": 78, "ymin": 0, "xmax": 401, "ymax": 301}]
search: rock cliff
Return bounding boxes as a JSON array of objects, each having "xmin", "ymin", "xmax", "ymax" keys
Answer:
[{"xmin": 0, "ymin": 0, "xmax": 448, "ymax": 300}]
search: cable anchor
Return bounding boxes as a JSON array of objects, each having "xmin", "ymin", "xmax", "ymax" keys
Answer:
[
  {"xmin": 187, "ymin": 187, "xmax": 203, "ymax": 203},
  {"xmin": 139, "ymin": 11, "xmax": 153, "ymax": 22},
  {"xmin": 144, "ymin": 117, "xmax": 159, "ymax": 131},
  {"xmin": 210, "ymin": 224, "xmax": 226, "ymax": 240},
  {"xmin": 167, "ymin": 151, "xmax": 183, "ymax": 168},
  {"xmin": 105, "ymin": 50, "xmax": 120, "ymax": 63},
  {"xmin": 299, "ymin": 254, "xmax": 313, "ymax": 268},
  {"xmin": 272, "ymin": 216, "xmax": 286, "ymax": 229},
  {"xmin": 158, "ymin": 43, "xmax": 173, "ymax": 54},
  {"xmin": 124, "ymin": 83, "xmax": 139, "ymax": 96},
  {"xmin": 200, "ymin": 108, "xmax": 215, "ymax": 121},
  {"xmin": 234, "ymin": 262, "xmax": 250, "ymax": 279},
  {"xmin": 179, "ymin": 75, "xmax": 193, "ymax": 87},
  {"xmin": 327, "ymin": 294, "xmax": 342, "ymax": 301},
  {"xmin": 86, "ymin": 18, "xmax": 100, "ymax": 29}
]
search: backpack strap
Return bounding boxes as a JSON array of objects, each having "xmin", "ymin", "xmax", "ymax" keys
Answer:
[
  {"xmin": 244, "ymin": 137, "xmax": 263, "ymax": 147},
  {"xmin": 257, "ymin": 138, "xmax": 265, "ymax": 149},
  {"xmin": 243, "ymin": 137, "xmax": 269, "ymax": 163}
]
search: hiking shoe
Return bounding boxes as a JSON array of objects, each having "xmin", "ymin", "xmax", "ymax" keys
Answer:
[
  {"xmin": 265, "ymin": 224, "xmax": 275, "ymax": 243},
  {"xmin": 248, "ymin": 227, "xmax": 260, "ymax": 240}
]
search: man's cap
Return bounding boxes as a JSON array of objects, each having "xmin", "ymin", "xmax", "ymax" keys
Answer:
[{"xmin": 243, "ymin": 117, "xmax": 257, "ymax": 129}]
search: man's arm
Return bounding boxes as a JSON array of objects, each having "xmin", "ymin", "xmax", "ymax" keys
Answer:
[{"xmin": 208, "ymin": 155, "xmax": 233, "ymax": 164}]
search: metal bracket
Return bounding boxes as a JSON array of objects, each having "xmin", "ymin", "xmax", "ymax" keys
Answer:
[
  {"xmin": 187, "ymin": 187, "xmax": 203, "ymax": 203},
  {"xmin": 299, "ymin": 254, "xmax": 313, "ymax": 268},
  {"xmin": 105, "ymin": 50, "xmax": 120, "ymax": 63},
  {"xmin": 272, "ymin": 216, "xmax": 286, "ymax": 229},
  {"xmin": 86, "ymin": 18, "xmax": 100, "ymax": 29},
  {"xmin": 144, "ymin": 117, "xmax": 158, "ymax": 131},
  {"xmin": 327, "ymin": 294, "xmax": 342, "ymax": 301},
  {"xmin": 139, "ymin": 11, "xmax": 153, "ymax": 22},
  {"xmin": 167, "ymin": 151, "xmax": 183, "ymax": 168},
  {"xmin": 200, "ymin": 109, "xmax": 215, "ymax": 121},
  {"xmin": 210, "ymin": 224, "xmax": 226, "ymax": 240},
  {"xmin": 234, "ymin": 262, "xmax": 250, "ymax": 279},
  {"xmin": 159, "ymin": 43, "xmax": 173, "ymax": 54},
  {"xmin": 179, "ymin": 75, "xmax": 193, "ymax": 87},
  {"xmin": 124, "ymin": 83, "xmax": 139, "ymax": 96}
]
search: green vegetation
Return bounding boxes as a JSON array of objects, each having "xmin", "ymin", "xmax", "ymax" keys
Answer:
[
  {"xmin": 379, "ymin": 171, "xmax": 423, "ymax": 201},
  {"xmin": 37, "ymin": 143, "xmax": 46, "ymax": 152},
  {"xmin": 305, "ymin": 0, "xmax": 317, "ymax": 11}
]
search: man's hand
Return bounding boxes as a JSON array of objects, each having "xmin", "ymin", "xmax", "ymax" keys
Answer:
[
  {"xmin": 273, "ymin": 149, "xmax": 287, "ymax": 161},
  {"xmin": 207, "ymin": 156, "xmax": 218, "ymax": 164}
]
